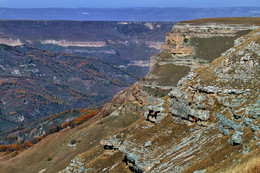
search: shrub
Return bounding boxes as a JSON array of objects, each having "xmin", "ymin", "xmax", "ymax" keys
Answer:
[
  {"xmin": 11, "ymin": 151, "xmax": 19, "ymax": 157},
  {"xmin": 22, "ymin": 141, "xmax": 33, "ymax": 149},
  {"xmin": 184, "ymin": 38, "xmax": 189, "ymax": 44},
  {"xmin": 70, "ymin": 139, "xmax": 76, "ymax": 145},
  {"xmin": 47, "ymin": 155, "xmax": 53, "ymax": 161},
  {"xmin": 0, "ymin": 108, "xmax": 100, "ymax": 157}
]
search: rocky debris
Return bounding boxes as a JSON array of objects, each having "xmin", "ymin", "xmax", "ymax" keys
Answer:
[
  {"xmin": 100, "ymin": 135, "xmax": 122, "ymax": 150},
  {"xmin": 38, "ymin": 168, "xmax": 46, "ymax": 173},
  {"xmin": 220, "ymin": 117, "xmax": 244, "ymax": 131},
  {"xmin": 143, "ymin": 99, "xmax": 167, "ymax": 124},
  {"xmin": 218, "ymin": 125, "xmax": 230, "ymax": 136},
  {"xmin": 248, "ymin": 107, "xmax": 260, "ymax": 119},
  {"xmin": 101, "ymin": 123, "xmax": 220, "ymax": 173},
  {"xmin": 189, "ymin": 126, "xmax": 200, "ymax": 132},
  {"xmin": 145, "ymin": 141, "xmax": 151, "ymax": 148},
  {"xmin": 168, "ymin": 88, "xmax": 184, "ymax": 99},
  {"xmin": 168, "ymin": 87, "xmax": 215, "ymax": 123},
  {"xmin": 243, "ymin": 118, "xmax": 253, "ymax": 126},
  {"xmin": 216, "ymin": 113, "xmax": 225, "ymax": 120},
  {"xmin": 254, "ymin": 131, "xmax": 259, "ymax": 140},
  {"xmin": 200, "ymin": 86, "xmax": 220, "ymax": 94},
  {"xmin": 242, "ymin": 118, "xmax": 260, "ymax": 133},
  {"xmin": 144, "ymin": 108, "xmax": 167, "ymax": 124},
  {"xmin": 119, "ymin": 142, "xmax": 153, "ymax": 173},
  {"xmin": 150, "ymin": 55, "xmax": 207, "ymax": 72},
  {"xmin": 60, "ymin": 157, "xmax": 88, "ymax": 173},
  {"xmin": 151, "ymin": 123, "xmax": 219, "ymax": 172},
  {"xmin": 193, "ymin": 169, "xmax": 207, "ymax": 173},
  {"xmin": 231, "ymin": 131, "xmax": 244, "ymax": 145},
  {"xmin": 169, "ymin": 99, "xmax": 211, "ymax": 122},
  {"xmin": 216, "ymin": 115, "xmax": 250, "ymax": 143},
  {"xmin": 100, "ymin": 133, "xmax": 155, "ymax": 172},
  {"xmin": 122, "ymin": 151, "xmax": 143, "ymax": 172},
  {"xmin": 67, "ymin": 143, "xmax": 76, "ymax": 148},
  {"xmin": 242, "ymin": 143, "xmax": 250, "ymax": 154},
  {"xmin": 177, "ymin": 71, "xmax": 196, "ymax": 87}
]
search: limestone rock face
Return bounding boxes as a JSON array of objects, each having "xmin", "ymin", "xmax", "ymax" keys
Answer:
[
  {"xmin": 161, "ymin": 23, "xmax": 258, "ymax": 57},
  {"xmin": 62, "ymin": 19, "xmax": 260, "ymax": 173},
  {"xmin": 167, "ymin": 27, "xmax": 260, "ymax": 148}
]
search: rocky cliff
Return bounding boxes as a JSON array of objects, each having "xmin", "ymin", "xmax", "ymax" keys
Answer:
[
  {"xmin": 62, "ymin": 18, "xmax": 260, "ymax": 173},
  {"xmin": 1, "ymin": 18, "xmax": 260, "ymax": 173}
]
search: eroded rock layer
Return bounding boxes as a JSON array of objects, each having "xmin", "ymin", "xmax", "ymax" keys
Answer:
[{"xmin": 59, "ymin": 19, "xmax": 260, "ymax": 173}]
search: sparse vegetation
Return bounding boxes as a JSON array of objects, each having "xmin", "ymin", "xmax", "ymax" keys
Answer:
[
  {"xmin": 148, "ymin": 63, "xmax": 190, "ymax": 86},
  {"xmin": 70, "ymin": 139, "xmax": 76, "ymax": 145},
  {"xmin": 189, "ymin": 30, "xmax": 251, "ymax": 62},
  {"xmin": 184, "ymin": 38, "xmax": 189, "ymax": 44},
  {"xmin": 0, "ymin": 108, "xmax": 100, "ymax": 157},
  {"xmin": 11, "ymin": 151, "xmax": 19, "ymax": 157},
  {"xmin": 47, "ymin": 155, "xmax": 53, "ymax": 161},
  {"xmin": 228, "ymin": 157, "xmax": 260, "ymax": 173}
]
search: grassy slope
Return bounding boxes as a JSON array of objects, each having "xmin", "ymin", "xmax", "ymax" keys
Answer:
[
  {"xmin": 190, "ymin": 30, "xmax": 251, "ymax": 62},
  {"xmin": 224, "ymin": 154, "xmax": 260, "ymax": 173},
  {"xmin": 147, "ymin": 63, "xmax": 190, "ymax": 86},
  {"xmin": 181, "ymin": 18, "xmax": 260, "ymax": 63},
  {"xmin": 0, "ymin": 111, "xmax": 139, "ymax": 173}
]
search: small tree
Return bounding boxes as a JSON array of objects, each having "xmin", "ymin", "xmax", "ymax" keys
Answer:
[
  {"xmin": 184, "ymin": 38, "xmax": 189, "ymax": 44},
  {"xmin": 70, "ymin": 139, "xmax": 76, "ymax": 145},
  {"xmin": 11, "ymin": 151, "xmax": 19, "ymax": 157},
  {"xmin": 47, "ymin": 155, "xmax": 53, "ymax": 161}
]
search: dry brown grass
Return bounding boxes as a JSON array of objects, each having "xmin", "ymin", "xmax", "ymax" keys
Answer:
[
  {"xmin": 190, "ymin": 30, "xmax": 251, "ymax": 62},
  {"xmin": 189, "ymin": 27, "xmax": 260, "ymax": 89},
  {"xmin": 224, "ymin": 154, "xmax": 260, "ymax": 173},
  {"xmin": 147, "ymin": 63, "xmax": 190, "ymax": 86},
  {"xmin": 233, "ymin": 157, "xmax": 260, "ymax": 173},
  {"xmin": 0, "ymin": 106, "xmax": 139, "ymax": 173},
  {"xmin": 179, "ymin": 17, "xmax": 260, "ymax": 25}
]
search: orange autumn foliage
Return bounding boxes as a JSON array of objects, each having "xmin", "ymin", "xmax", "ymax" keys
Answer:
[{"xmin": 0, "ymin": 108, "xmax": 100, "ymax": 157}]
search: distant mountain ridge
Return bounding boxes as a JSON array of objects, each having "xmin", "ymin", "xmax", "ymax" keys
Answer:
[
  {"xmin": 0, "ymin": 7, "xmax": 260, "ymax": 21},
  {"xmin": 0, "ymin": 21, "xmax": 174, "ymax": 144}
]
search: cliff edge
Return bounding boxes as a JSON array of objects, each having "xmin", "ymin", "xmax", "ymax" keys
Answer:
[
  {"xmin": 1, "ymin": 17, "xmax": 260, "ymax": 173},
  {"xmin": 61, "ymin": 18, "xmax": 260, "ymax": 173}
]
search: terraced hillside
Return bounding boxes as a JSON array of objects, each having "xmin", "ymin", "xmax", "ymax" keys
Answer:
[{"xmin": 0, "ymin": 17, "xmax": 260, "ymax": 173}]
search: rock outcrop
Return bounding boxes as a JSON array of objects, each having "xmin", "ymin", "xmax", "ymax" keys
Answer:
[{"xmin": 61, "ymin": 18, "xmax": 260, "ymax": 173}]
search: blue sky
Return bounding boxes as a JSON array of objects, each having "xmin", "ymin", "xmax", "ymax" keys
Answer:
[{"xmin": 1, "ymin": 0, "xmax": 259, "ymax": 8}]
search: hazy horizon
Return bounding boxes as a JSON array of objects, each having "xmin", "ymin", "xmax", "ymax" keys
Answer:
[
  {"xmin": 0, "ymin": 6, "xmax": 260, "ymax": 9},
  {"xmin": 1, "ymin": 0, "xmax": 260, "ymax": 8}
]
